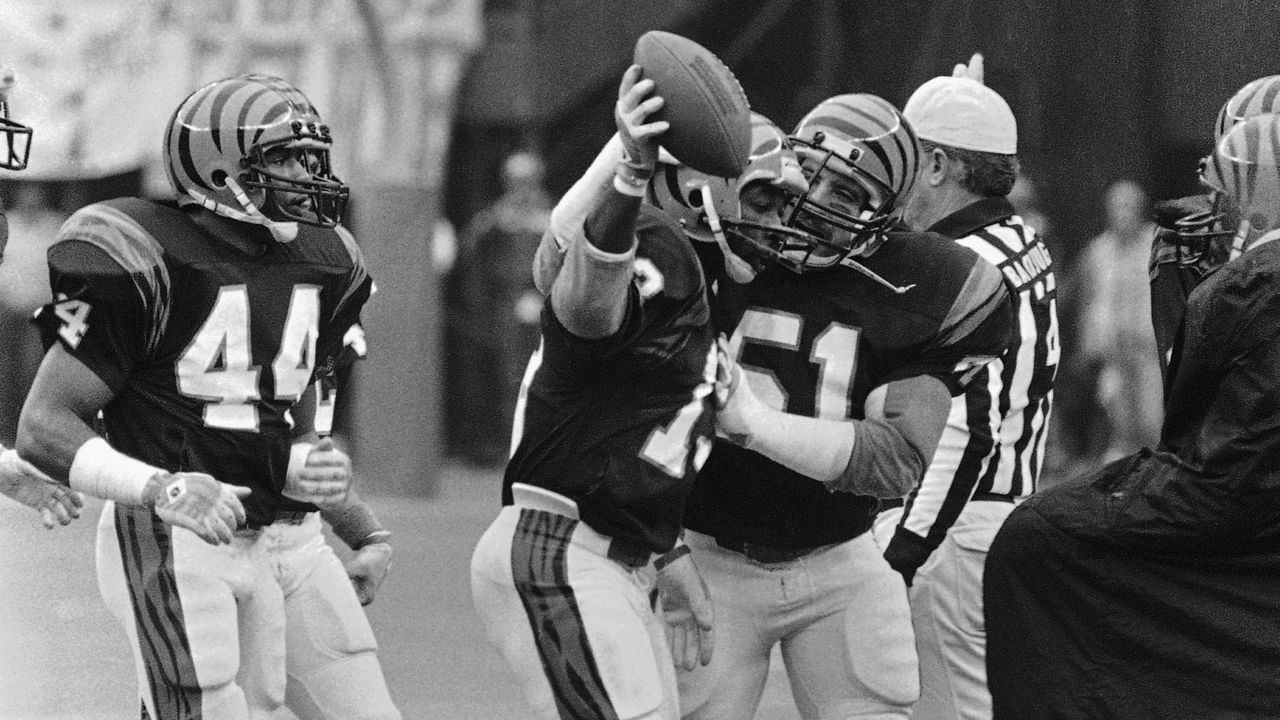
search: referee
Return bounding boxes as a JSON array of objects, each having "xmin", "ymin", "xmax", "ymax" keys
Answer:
[{"xmin": 872, "ymin": 54, "xmax": 1059, "ymax": 720}]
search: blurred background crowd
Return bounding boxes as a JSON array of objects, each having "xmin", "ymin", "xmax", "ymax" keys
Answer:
[{"xmin": 2, "ymin": 0, "xmax": 1277, "ymax": 493}]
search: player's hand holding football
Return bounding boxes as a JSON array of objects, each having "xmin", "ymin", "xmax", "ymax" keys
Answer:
[
  {"xmin": 654, "ymin": 545, "xmax": 714, "ymax": 670},
  {"xmin": 0, "ymin": 447, "xmax": 84, "ymax": 528},
  {"xmin": 283, "ymin": 437, "xmax": 353, "ymax": 509},
  {"xmin": 345, "ymin": 541, "xmax": 393, "ymax": 606},
  {"xmin": 147, "ymin": 472, "xmax": 250, "ymax": 545},
  {"xmin": 614, "ymin": 64, "xmax": 668, "ymax": 186}
]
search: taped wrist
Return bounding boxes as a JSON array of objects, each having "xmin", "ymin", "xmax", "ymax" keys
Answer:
[
  {"xmin": 69, "ymin": 437, "xmax": 164, "ymax": 505},
  {"xmin": 613, "ymin": 161, "xmax": 651, "ymax": 197},
  {"xmin": 286, "ymin": 441, "xmax": 315, "ymax": 485},
  {"xmin": 328, "ymin": 499, "xmax": 390, "ymax": 550}
]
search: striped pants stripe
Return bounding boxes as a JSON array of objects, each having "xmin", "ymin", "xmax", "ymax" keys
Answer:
[{"xmin": 470, "ymin": 493, "xmax": 675, "ymax": 720}]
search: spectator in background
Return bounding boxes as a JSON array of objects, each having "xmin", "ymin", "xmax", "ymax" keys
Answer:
[
  {"xmin": 1007, "ymin": 169, "xmax": 1050, "ymax": 239},
  {"xmin": 447, "ymin": 150, "xmax": 552, "ymax": 465},
  {"xmin": 1076, "ymin": 179, "xmax": 1162, "ymax": 462}
]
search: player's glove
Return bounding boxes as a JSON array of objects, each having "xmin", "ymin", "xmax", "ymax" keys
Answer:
[
  {"xmin": 345, "ymin": 541, "xmax": 393, "ymax": 606},
  {"xmin": 0, "ymin": 447, "xmax": 83, "ymax": 528},
  {"xmin": 882, "ymin": 528, "xmax": 939, "ymax": 587},
  {"xmin": 653, "ymin": 544, "xmax": 714, "ymax": 670},
  {"xmin": 283, "ymin": 437, "xmax": 353, "ymax": 509},
  {"xmin": 146, "ymin": 472, "xmax": 250, "ymax": 545},
  {"xmin": 613, "ymin": 64, "xmax": 668, "ymax": 191}
]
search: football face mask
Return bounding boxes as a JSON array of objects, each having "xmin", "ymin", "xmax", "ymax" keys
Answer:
[
  {"xmin": 241, "ymin": 131, "xmax": 349, "ymax": 228},
  {"xmin": 785, "ymin": 93, "xmax": 920, "ymax": 269},
  {"xmin": 0, "ymin": 69, "xmax": 32, "ymax": 171},
  {"xmin": 784, "ymin": 142, "xmax": 896, "ymax": 268}
]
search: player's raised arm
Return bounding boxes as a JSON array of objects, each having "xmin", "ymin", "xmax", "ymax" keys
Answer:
[{"xmin": 548, "ymin": 65, "xmax": 668, "ymax": 339}]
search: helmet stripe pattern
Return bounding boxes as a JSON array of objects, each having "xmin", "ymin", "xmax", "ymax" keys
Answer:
[
  {"xmin": 793, "ymin": 94, "xmax": 919, "ymax": 200},
  {"xmin": 235, "ymin": 88, "xmax": 273, "ymax": 155},
  {"xmin": 1215, "ymin": 75, "xmax": 1280, "ymax": 144},
  {"xmin": 207, "ymin": 79, "xmax": 247, "ymax": 155},
  {"xmin": 750, "ymin": 114, "xmax": 782, "ymax": 157},
  {"xmin": 1204, "ymin": 113, "xmax": 1280, "ymax": 240}
]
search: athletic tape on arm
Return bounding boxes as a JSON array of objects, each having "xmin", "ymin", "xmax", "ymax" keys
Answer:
[{"xmin": 68, "ymin": 437, "xmax": 163, "ymax": 505}]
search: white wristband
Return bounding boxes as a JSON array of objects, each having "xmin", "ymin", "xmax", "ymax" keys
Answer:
[
  {"xmin": 613, "ymin": 173, "xmax": 647, "ymax": 197},
  {"xmin": 69, "ymin": 437, "xmax": 164, "ymax": 505},
  {"xmin": 286, "ymin": 441, "xmax": 315, "ymax": 484}
]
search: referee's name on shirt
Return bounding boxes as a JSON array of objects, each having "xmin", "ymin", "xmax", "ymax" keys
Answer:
[{"xmin": 997, "ymin": 242, "xmax": 1054, "ymax": 299}]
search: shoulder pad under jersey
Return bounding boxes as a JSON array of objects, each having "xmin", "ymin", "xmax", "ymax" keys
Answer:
[{"xmin": 634, "ymin": 204, "xmax": 706, "ymax": 301}]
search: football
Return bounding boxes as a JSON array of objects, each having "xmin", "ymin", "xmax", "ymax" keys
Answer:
[{"xmin": 633, "ymin": 31, "xmax": 751, "ymax": 178}]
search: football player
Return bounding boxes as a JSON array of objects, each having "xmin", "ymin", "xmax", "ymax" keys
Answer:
[
  {"xmin": 985, "ymin": 112, "xmax": 1280, "ymax": 718},
  {"xmin": 470, "ymin": 66, "xmax": 811, "ymax": 720},
  {"xmin": 674, "ymin": 94, "xmax": 1015, "ymax": 720},
  {"xmin": 0, "ymin": 65, "xmax": 83, "ymax": 529},
  {"xmin": 16, "ymin": 74, "xmax": 398, "ymax": 720},
  {"xmin": 1148, "ymin": 74, "xmax": 1280, "ymax": 378}
]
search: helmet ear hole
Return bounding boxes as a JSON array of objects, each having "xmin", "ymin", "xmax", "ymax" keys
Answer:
[
  {"xmin": 211, "ymin": 169, "xmax": 228, "ymax": 188},
  {"xmin": 686, "ymin": 190, "xmax": 704, "ymax": 208}
]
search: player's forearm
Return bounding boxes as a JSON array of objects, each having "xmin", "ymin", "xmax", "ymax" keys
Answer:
[
  {"xmin": 18, "ymin": 347, "xmax": 169, "ymax": 504},
  {"xmin": 547, "ymin": 133, "xmax": 626, "ymax": 252},
  {"xmin": 534, "ymin": 136, "xmax": 621, "ymax": 294},
  {"xmin": 17, "ymin": 403, "xmax": 165, "ymax": 505},
  {"xmin": 322, "ymin": 487, "xmax": 391, "ymax": 550},
  {"xmin": 734, "ymin": 408, "xmax": 859, "ymax": 487},
  {"xmin": 830, "ymin": 375, "xmax": 952, "ymax": 497},
  {"xmin": 17, "ymin": 387, "xmax": 102, "ymax": 484},
  {"xmin": 723, "ymin": 403, "xmax": 915, "ymax": 497},
  {"xmin": 550, "ymin": 228, "xmax": 635, "ymax": 339},
  {"xmin": 719, "ymin": 372, "xmax": 949, "ymax": 497}
]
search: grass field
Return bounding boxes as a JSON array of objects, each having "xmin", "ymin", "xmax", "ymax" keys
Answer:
[{"xmin": 0, "ymin": 461, "xmax": 803, "ymax": 720}]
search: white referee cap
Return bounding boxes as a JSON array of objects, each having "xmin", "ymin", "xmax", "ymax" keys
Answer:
[{"xmin": 903, "ymin": 76, "xmax": 1017, "ymax": 155}]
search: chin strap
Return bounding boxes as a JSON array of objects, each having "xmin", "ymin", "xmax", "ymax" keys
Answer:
[
  {"xmin": 701, "ymin": 184, "xmax": 757, "ymax": 284},
  {"xmin": 186, "ymin": 177, "xmax": 300, "ymax": 243}
]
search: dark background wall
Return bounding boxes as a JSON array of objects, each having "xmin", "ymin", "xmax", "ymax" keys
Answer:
[{"xmin": 448, "ymin": 0, "xmax": 1278, "ymax": 265}]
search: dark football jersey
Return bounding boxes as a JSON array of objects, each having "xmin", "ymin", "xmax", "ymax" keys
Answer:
[
  {"xmin": 35, "ymin": 197, "xmax": 372, "ymax": 526},
  {"xmin": 503, "ymin": 205, "xmax": 716, "ymax": 555},
  {"xmin": 686, "ymin": 231, "xmax": 1013, "ymax": 550}
]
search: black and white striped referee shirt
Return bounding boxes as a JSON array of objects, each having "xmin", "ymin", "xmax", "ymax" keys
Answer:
[{"xmin": 891, "ymin": 197, "xmax": 1059, "ymax": 562}]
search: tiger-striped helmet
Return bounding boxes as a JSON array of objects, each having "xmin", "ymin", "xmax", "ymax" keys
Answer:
[
  {"xmin": 164, "ymin": 74, "xmax": 348, "ymax": 235},
  {"xmin": 1172, "ymin": 76, "xmax": 1280, "ymax": 250},
  {"xmin": 1201, "ymin": 112, "xmax": 1280, "ymax": 254},
  {"xmin": 1214, "ymin": 75, "xmax": 1280, "ymax": 145},
  {"xmin": 648, "ymin": 112, "xmax": 818, "ymax": 281},
  {"xmin": 787, "ymin": 93, "xmax": 920, "ymax": 266}
]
